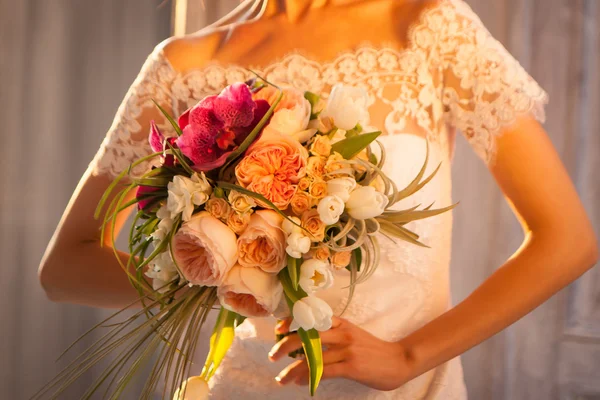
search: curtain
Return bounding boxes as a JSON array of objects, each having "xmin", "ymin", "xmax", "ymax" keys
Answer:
[{"xmin": 0, "ymin": 0, "xmax": 171, "ymax": 398}]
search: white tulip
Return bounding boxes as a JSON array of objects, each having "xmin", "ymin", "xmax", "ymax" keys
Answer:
[
  {"xmin": 291, "ymin": 296, "xmax": 333, "ymax": 332},
  {"xmin": 299, "ymin": 259, "xmax": 334, "ymax": 294},
  {"xmin": 173, "ymin": 376, "xmax": 209, "ymax": 400},
  {"xmin": 286, "ymin": 232, "xmax": 312, "ymax": 258},
  {"xmin": 282, "ymin": 216, "xmax": 302, "ymax": 236},
  {"xmin": 317, "ymin": 195, "xmax": 345, "ymax": 225},
  {"xmin": 320, "ymin": 84, "xmax": 370, "ymax": 130},
  {"xmin": 145, "ymin": 249, "xmax": 180, "ymax": 293},
  {"xmin": 346, "ymin": 186, "xmax": 388, "ymax": 220},
  {"xmin": 326, "ymin": 177, "xmax": 357, "ymax": 203},
  {"xmin": 167, "ymin": 173, "xmax": 212, "ymax": 222}
]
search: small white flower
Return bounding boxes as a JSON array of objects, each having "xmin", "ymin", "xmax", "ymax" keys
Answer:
[
  {"xmin": 167, "ymin": 173, "xmax": 212, "ymax": 221},
  {"xmin": 320, "ymin": 84, "xmax": 370, "ymax": 130},
  {"xmin": 346, "ymin": 186, "xmax": 388, "ymax": 220},
  {"xmin": 317, "ymin": 195, "xmax": 345, "ymax": 225},
  {"xmin": 151, "ymin": 204, "xmax": 174, "ymax": 242},
  {"xmin": 299, "ymin": 259, "xmax": 334, "ymax": 294},
  {"xmin": 290, "ymin": 296, "xmax": 333, "ymax": 332},
  {"xmin": 326, "ymin": 177, "xmax": 357, "ymax": 203},
  {"xmin": 282, "ymin": 216, "xmax": 302, "ymax": 236},
  {"xmin": 145, "ymin": 250, "xmax": 180, "ymax": 293},
  {"xmin": 286, "ymin": 232, "xmax": 311, "ymax": 258}
]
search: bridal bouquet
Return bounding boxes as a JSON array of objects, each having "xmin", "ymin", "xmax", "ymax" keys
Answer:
[{"xmin": 35, "ymin": 77, "xmax": 455, "ymax": 400}]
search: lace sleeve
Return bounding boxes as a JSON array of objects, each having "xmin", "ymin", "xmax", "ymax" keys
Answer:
[
  {"xmin": 439, "ymin": 1, "xmax": 549, "ymax": 165},
  {"xmin": 89, "ymin": 44, "xmax": 177, "ymax": 180}
]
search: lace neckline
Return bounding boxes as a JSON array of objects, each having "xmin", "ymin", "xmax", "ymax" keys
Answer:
[{"xmin": 157, "ymin": 0, "xmax": 453, "ymax": 77}]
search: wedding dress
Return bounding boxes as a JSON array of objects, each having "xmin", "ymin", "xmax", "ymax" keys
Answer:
[{"xmin": 89, "ymin": 1, "xmax": 548, "ymax": 398}]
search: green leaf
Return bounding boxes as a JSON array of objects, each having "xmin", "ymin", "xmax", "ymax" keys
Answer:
[
  {"xmin": 287, "ymin": 256, "xmax": 301, "ymax": 291},
  {"xmin": 330, "ymin": 131, "xmax": 381, "ymax": 159},
  {"xmin": 202, "ymin": 308, "xmax": 238, "ymax": 381},
  {"xmin": 152, "ymin": 99, "xmax": 183, "ymax": 137},
  {"xmin": 218, "ymin": 90, "xmax": 283, "ymax": 180},
  {"xmin": 304, "ymin": 91, "xmax": 321, "ymax": 120},
  {"xmin": 297, "ymin": 328, "xmax": 323, "ymax": 396},
  {"xmin": 345, "ymin": 123, "xmax": 363, "ymax": 138}
]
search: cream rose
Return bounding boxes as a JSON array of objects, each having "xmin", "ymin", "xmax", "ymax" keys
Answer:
[
  {"xmin": 309, "ymin": 135, "xmax": 332, "ymax": 157},
  {"xmin": 313, "ymin": 245, "xmax": 331, "ymax": 262},
  {"xmin": 237, "ymin": 210, "xmax": 287, "ymax": 274},
  {"xmin": 346, "ymin": 186, "xmax": 388, "ymax": 220},
  {"xmin": 306, "ymin": 156, "xmax": 326, "ymax": 178},
  {"xmin": 218, "ymin": 264, "xmax": 283, "ymax": 318},
  {"xmin": 228, "ymin": 190, "xmax": 256, "ymax": 214},
  {"xmin": 172, "ymin": 212, "xmax": 237, "ymax": 287},
  {"xmin": 301, "ymin": 209, "xmax": 326, "ymax": 241},
  {"xmin": 317, "ymin": 195, "xmax": 345, "ymax": 225}
]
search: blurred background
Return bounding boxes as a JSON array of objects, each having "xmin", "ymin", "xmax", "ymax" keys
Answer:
[{"xmin": 0, "ymin": 0, "xmax": 598, "ymax": 399}]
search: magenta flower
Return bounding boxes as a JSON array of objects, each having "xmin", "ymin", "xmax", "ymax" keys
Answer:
[
  {"xmin": 136, "ymin": 185, "xmax": 161, "ymax": 211},
  {"xmin": 148, "ymin": 121, "xmax": 176, "ymax": 167},
  {"xmin": 175, "ymin": 83, "xmax": 270, "ymax": 172}
]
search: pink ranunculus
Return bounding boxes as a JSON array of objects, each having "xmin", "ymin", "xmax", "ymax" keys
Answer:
[
  {"xmin": 235, "ymin": 134, "xmax": 308, "ymax": 209},
  {"xmin": 172, "ymin": 212, "xmax": 238, "ymax": 286},
  {"xmin": 237, "ymin": 210, "xmax": 287, "ymax": 274},
  {"xmin": 218, "ymin": 264, "xmax": 283, "ymax": 318},
  {"xmin": 174, "ymin": 83, "xmax": 270, "ymax": 172}
]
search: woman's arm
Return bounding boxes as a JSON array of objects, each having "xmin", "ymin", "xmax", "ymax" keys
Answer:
[
  {"xmin": 269, "ymin": 117, "xmax": 598, "ymax": 389},
  {"xmin": 38, "ymin": 170, "xmax": 141, "ymax": 308},
  {"xmin": 397, "ymin": 116, "xmax": 598, "ymax": 382}
]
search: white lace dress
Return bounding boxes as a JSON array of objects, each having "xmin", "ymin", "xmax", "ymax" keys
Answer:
[{"xmin": 89, "ymin": 1, "xmax": 548, "ymax": 398}]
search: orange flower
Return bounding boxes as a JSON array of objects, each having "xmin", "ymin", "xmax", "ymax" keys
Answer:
[
  {"xmin": 235, "ymin": 134, "xmax": 308, "ymax": 209},
  {"xmin": 331, "ymin": 250, "xmax": 352, "ymax": 270},
  {"xmin": 290, "ymin": 191, "xmax": 312, "ymax": 216},
  {"xmin": 301, "ymin": 209, "xmax": 326, "ymax": 242}
]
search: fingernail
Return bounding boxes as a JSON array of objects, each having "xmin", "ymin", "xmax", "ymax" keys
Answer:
[{"xmin": 275, "ymin": 375, "xmax": 283, "ymax": 385}]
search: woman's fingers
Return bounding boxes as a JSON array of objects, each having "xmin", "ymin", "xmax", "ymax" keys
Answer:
[
  {"xmin": 274, "ymin": 318, "xmax": 292, "ymax": 334},
  {"xmin": 269, "ymin": 324, "xmax": 350, "ymax": 361},
  {"xmin": 276, "ymin": 349, "xmax": 349, "ymax": 385}
]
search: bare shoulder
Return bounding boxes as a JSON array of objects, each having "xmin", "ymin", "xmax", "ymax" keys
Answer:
[{"xmin": 158, "ymin": 30, "xmax": 226, "ymax": 73}]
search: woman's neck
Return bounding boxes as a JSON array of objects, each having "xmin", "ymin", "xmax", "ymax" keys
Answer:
[{"xmin": 271, "ymin": 0, "xmax": 372, "ymax": 23}]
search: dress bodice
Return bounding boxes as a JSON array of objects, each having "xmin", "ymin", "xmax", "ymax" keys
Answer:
[{"xmin": 88, "ymin": 1, "xmax": 548, "ymax": 398}]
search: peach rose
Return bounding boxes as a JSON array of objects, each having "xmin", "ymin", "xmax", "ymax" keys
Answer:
[
  {"xmin": 290, "ymin": 191, "xmax": 312, "ymax": 216},
  {"xmin": 228, "ymin": 190, "xmax": 256, "ymax": 214},
  {"xmin": 309, "ymin": 135, "xmax": 332, "ymax": 157},
  {"xmin": 237, "ymin": 210, "xmax": 287, "ymax": 273},
  {"xmin": 301, "ymin": 209, "xmax": 326, "ymax": 242},
  {"xmin": 306, "ymin": 156, "xmax": 326, "ymax": 178},
  {"xmin": 252, "ymin": 86, "xmax": 305, "ymax": 113},
  {"xmin": 172, "ymin": 212, "xmax": 238, "ymax": 286},
  {"xmin": 313, "ymin": 245, "xmax": 331, "ymax": 262},
  {"xmin": 298, "ymin": 176, "xmax": 313, "ymax": 192},
  {"xmin": 309, "ymin": 179, "xmax": 328, "ymax": 200},
  {"xmin": 227, "ymin": 211, "xmax": 251, "ymax": 235},
  {"xmin": 235, "ymin": 134, "xmax": 308, "ymax": 209},
  {"xmin": 218, "ymin": 264, "xmax": 283, "ymax": 318},
  {"xmin": 205, "ymin": 196, "xmax": 232, "ymax": 221},
  {"xmin": 331, "ymin": 250, "xmax": 352, "ymax": 270},
  {"xmin": 325, "ymin": 152, "xmax": 346, "ymax": 175}
]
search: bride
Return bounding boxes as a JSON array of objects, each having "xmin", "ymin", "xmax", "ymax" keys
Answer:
[{"xmin": 39, "ymin": 0, "xmax": 598, "ymax": 398}]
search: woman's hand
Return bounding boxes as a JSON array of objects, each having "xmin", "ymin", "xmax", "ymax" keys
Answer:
[{"xmin": 268, "ymin": 316, "xmax": 413, "ymax": 391}]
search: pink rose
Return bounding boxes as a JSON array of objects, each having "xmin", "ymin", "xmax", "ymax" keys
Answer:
[
  {"xmin": 172, "ymin": 212, "xmax": 238, "ymax": 286},
  {"xmin": 235, "ymin": 134, "xmax": 308, "ymax": 209},
  {"xmin": 218, "ymin": 264, "xmax": 283, "ymax": 318},
  {"xmin": 237, "ymin": 210, "xmax": 287, "ymax": 274}
]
